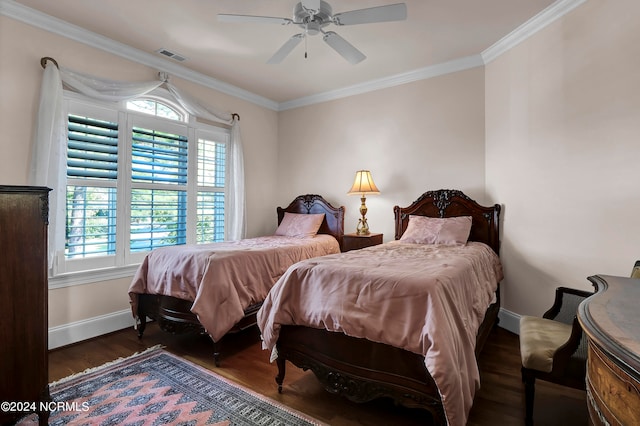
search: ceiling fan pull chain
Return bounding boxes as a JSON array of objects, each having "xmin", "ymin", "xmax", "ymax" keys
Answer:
[{"xmin": 305, "ymin": 34, "xmax": 308, "ymax": 58}]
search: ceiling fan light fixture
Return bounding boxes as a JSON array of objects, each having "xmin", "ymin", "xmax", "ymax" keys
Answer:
[
  {"xmin": 218, "ymin": 1, "xmax": 406, "ymax": 64},
  {"xmin": 305, "ymin": 21, "xmax": 322, "ymax": 35}
]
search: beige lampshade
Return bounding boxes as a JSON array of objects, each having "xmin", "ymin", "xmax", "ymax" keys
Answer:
[{"xmin": 348, "ymin": 170, "xmax": 380, "ymax": 195}]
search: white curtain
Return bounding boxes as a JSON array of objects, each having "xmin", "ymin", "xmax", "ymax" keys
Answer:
[
  {"xmin": 29, "ymin": 60, "xmax": 246, "ymax": 268},
  {"xmin": 29, "ymin": 61, "xmax": 66, "ymax": 267}
]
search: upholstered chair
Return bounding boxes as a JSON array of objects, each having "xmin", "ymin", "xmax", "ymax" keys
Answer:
[
  {"xmin": 631, "ymin": 260, "xmax": 640, "ymax": 279},
  {"xmin": 519, "ymin": 286, "xmax": 593, "ymax": 426}
]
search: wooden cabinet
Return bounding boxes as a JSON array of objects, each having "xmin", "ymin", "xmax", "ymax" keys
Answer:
[
  {"xmin": 578, "ymin": 275, "xmax": 640, "ymax": 426},
  {"xmin": 0, "ymin": 186, "xmax": 51, "ymax": 425},
  {"xmin": 342, "ymin": 232, "xmax": 383, "ymax": 252}
]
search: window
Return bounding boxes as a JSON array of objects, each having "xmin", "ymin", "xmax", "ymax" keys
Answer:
[
  {"xmin": 126, "ymin": 98, "xmax": 183, "ymax": 121},
  {"xmin": 196, "ymin": 137, "xmax": 226, "ymax": 243},
  {"xmin": 59, "ymin": 94, "xmax": 229, "ymax": 275}
]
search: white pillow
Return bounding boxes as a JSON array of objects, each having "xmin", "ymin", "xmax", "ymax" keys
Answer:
[
  {"xmin": 400, "ymin": 215, "xmax": 472, "ymax": 245},
  {"xmin": 275, "ymin": 212, "xmax": 325, "ymax": 238}
]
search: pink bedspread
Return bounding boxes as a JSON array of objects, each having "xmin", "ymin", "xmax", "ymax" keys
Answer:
[
  {"xmin": 257, "ymin": 241, "xmax": 503, "ymax": 426},
  {"xmin": 128, "ymin": 235, "xmax": 340, "ymax": 341}
]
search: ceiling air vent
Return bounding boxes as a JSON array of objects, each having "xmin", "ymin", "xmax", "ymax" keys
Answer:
[{"xmin": 155, "ymin": 48, "xmax": 187, "ymax": 62}]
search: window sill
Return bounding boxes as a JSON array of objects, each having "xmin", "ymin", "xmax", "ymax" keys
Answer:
[{"xmin": 49, "ymin": 264, "xmax": 140, "ymax": 289}]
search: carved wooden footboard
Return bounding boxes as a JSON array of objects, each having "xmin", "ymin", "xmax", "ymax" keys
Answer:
[{"xmin": 275, "ymin": 285, "xmax": 500, "ymax": 425}]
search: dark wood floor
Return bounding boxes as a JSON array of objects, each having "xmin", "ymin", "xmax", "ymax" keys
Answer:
[{"xmin": 49, "ymin": 324, "xmax": 588, "ymax": 425}]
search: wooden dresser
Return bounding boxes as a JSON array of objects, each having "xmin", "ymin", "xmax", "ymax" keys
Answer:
[
  {"xmin": 578, "ymin": 274, "xmax": 640, "ymax": 425},
  {"xmin": 0, "ymin": 186, "xmax": 51, "ymax": 425}
]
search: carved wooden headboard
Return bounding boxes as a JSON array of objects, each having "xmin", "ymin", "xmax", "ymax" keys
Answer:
[
  {"xmin": 277, "ymin": 194, "xmax": 345, "ymax": 251},
  {"xmin": 393, "ymin": 189, "xmax": 501, "ymax": 255}
]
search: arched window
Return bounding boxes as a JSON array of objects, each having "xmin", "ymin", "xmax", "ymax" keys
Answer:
[{"xmin": 126, "ymin": 97, "xmax": 186, "ymax": 122}]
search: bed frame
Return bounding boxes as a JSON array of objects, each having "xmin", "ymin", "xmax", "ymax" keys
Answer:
[
  {"xmin": 135, "ymin": 194, "xmax": 345, "ymax": 365},
  {"xmin": 274, "ymin": 189, "xmax": 501, "ymax": 425}
]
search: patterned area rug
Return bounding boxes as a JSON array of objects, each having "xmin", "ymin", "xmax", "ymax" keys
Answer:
[{"xmin": 45, "ymin": 346, "xmax": 324, "ymax": 425}]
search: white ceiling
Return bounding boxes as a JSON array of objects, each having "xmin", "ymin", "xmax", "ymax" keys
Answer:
[{"xmin": 14, "ymin": 0, "xmax": 561, "ymax": 106}]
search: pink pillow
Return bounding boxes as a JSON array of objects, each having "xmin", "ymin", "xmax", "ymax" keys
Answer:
[
  {"xmin": 275, "ymin": 213, "xmax": 325, "ymax": 238},
  {"xmin": 400, "ymin": 215, "xmax": 472, "ymax": 245}
]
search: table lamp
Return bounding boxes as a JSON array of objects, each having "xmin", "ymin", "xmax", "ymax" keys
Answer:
[{"xmin": 347, "ymin": 170, "xmax": 380, "ymax": 235}]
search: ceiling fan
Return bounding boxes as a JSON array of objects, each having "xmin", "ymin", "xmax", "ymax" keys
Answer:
[{"xmin": 218, "ymin": 0, "xmax": 407, "ymax": 64}]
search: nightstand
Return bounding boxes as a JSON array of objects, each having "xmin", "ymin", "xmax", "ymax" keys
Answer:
[{"xmin": 342, "ymin": 232, "xmax": 383, "ymax": 252}]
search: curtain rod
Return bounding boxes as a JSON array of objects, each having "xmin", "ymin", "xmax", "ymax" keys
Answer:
[
  {"xmin": 39, "ymin": 56, "xmax": 239, "ymax": 121},
  {"xmin": 40, "ymin": 57, "xmax": 58, "ymax": 69}
]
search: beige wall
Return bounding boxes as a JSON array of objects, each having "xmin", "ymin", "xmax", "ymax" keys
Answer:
[
  {"xmin": 485, "ymin": 0, "xmax": 640, "ymax": 316},
  {"xmin": 0, "ymin": 17, "xmax": 280, "ymax": 331},
  {"xmin": 277, "ymin": 67, "xmax": 487, "ymax": 241}
]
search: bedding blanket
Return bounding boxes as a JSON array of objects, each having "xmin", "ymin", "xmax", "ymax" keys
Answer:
[
  {"xmin": 129, "ymin": 235, "xmax": 339, "ymax": 341},
  {"xmin": 257, "ymin": 241, "xmax": 503, "ymax": 426}
]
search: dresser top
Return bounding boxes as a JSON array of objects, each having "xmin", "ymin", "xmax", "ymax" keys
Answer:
[
  {"xmin": 579, "ymin": 274, "xmax": 640, "ymax": 378},
  {"xmin": 0, "ymin": 185, "xmax": 51, "ymax": 193}
]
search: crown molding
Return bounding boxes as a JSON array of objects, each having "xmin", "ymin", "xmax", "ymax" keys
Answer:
[
  {"xmin": 481, "ymin": 0, "xmax": 588, "ymax": 64},
  {"xmin": 277, "ymin": 54, "xmax": 484, "ymax": 111},
  {"xmin": 2, "ymin": 0, "xmax": 587, "ymax": 111},
  {"xmin": 0, "ymin": 0, "xmax": 279, "ymax": 111}
]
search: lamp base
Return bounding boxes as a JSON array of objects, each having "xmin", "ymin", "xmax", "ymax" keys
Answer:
[
  {"xmin": 356, "ymin": 217, "xmax": 370, "ymax": 235},
  {"xmin": 356, "ymin": 195, "xmax": 370, "ymax": 235}
]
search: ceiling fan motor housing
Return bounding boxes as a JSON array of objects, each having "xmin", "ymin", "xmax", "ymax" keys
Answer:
[{"xmin": 293, "ymin": 1, "xmax": 332, "ymax": 35}]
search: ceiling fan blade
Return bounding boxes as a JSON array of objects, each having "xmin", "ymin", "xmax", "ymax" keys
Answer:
[
  {"xmin": 322, "ymin": 31, "xmax": 366, "ymax": 64},
  {"xmin": 301, "ymin": 0, "xmax": 321, "ymax": 13},
  {"xmin": 333, "ymin": 3, "xmax": 407, "ymax": 26},
  {"xmin": 267, "ymin": 34, "xmax": 304, "ymax": 64},
  {"xmin": 218, "ymin": 14, "xmax": 292, "ymax": 25}
]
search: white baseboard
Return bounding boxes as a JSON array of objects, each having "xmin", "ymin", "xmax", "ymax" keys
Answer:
[
  {"xmin": 497, "ymin": 308, "xmax": 520, "ymax": 335},
  {"xmin": 48, "ymin": 309, "xmax": 135, "ymax": 350},
  {"xmin": 48, "ymin": 306, "xmax": 522, "ymax": 350}
]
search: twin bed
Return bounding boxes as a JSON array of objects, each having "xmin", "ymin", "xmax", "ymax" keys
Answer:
[
  {"xmin": 128, "ymin": 194, "xmax": 345, "ymax": 365},
  {"xmin": 129, "ymin": 189, "xmax": 503, "ymax": 426},
  {"xmin": 259, "ymin": 189, "xmax": 503, "ymax": 426}
]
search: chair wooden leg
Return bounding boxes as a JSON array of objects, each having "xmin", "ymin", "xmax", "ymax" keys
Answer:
[{"xmin": 522, "ymin": 368, "xmax": 535, "ymax": 426}]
